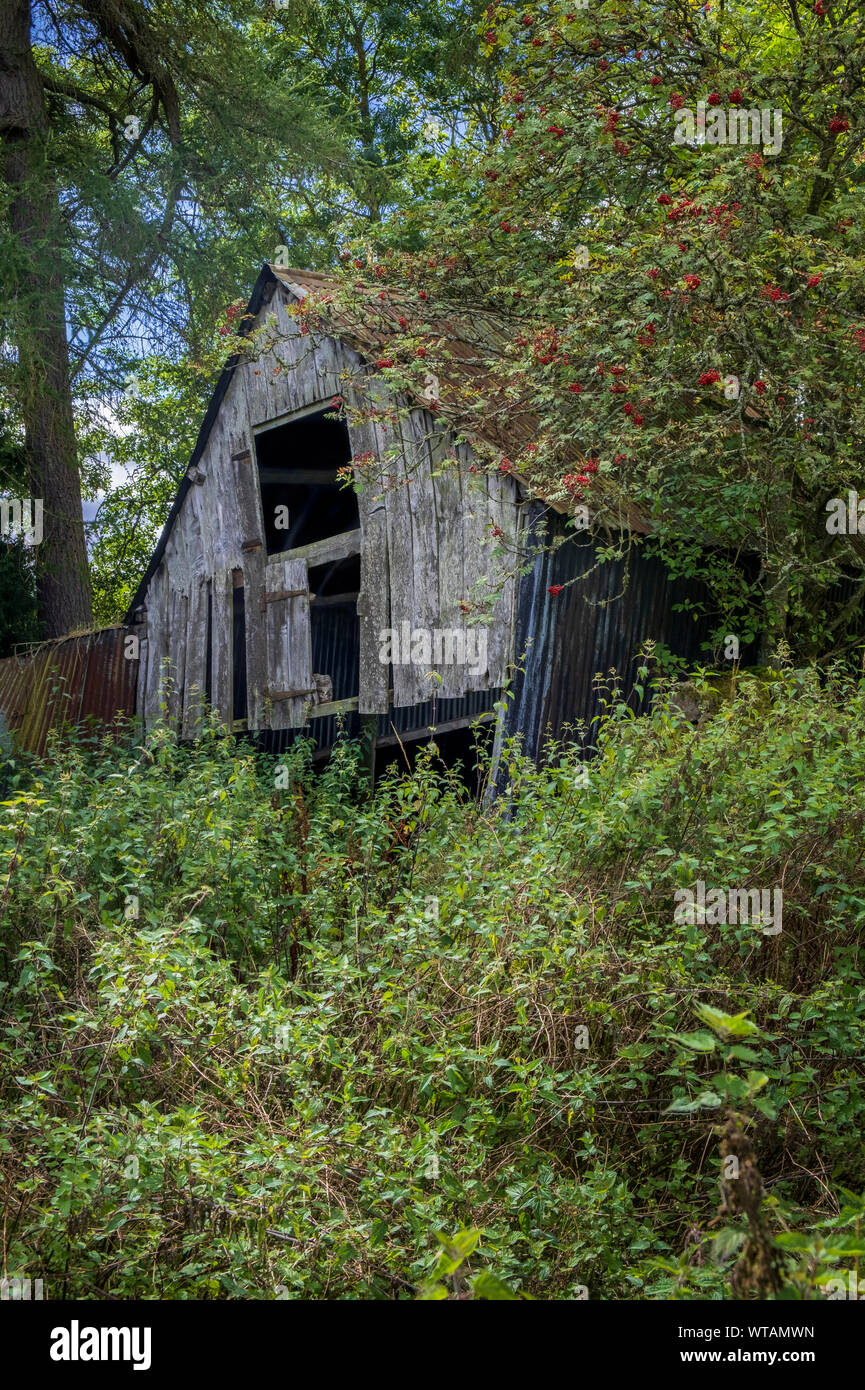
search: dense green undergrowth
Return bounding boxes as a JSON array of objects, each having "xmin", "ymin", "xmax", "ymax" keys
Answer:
[{"xmin": 1, "ymin": 668, "xmax": 863, "ymax": 1300}]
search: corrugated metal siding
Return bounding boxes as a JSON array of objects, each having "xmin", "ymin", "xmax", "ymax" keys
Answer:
[
  {"xmin": 311, "ymin": 603, "xmax": 359, "ymax": 703},
  {"xmin": 506, "ymin": 505, "xmax": 715, "ymax": 761},
  {"xmin": 247, "ymin": 688, "xmax": 499, "ymax": 761},
  {"xmin": 0, "ymin": 628, "xmax": 138, "ymax": 756},
  {"xmin": 250, "ymin": 715, "xmax": 359, "ymax": 760},
  {"xmin": 378, "ymin": 688, "xmax": 498, "ymax": 738}
]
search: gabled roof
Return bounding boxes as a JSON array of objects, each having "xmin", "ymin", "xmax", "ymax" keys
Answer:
[
  {"xmin": 269, "ymin": 267, "xmax": 654, "ymax": 528},
  {"xmin": 126, "ymin": 262, "xmax": 650, "ymax": 620},
  {"xmin": 269, "ymin": 265, "xmax": 536, "ymax": 454}
]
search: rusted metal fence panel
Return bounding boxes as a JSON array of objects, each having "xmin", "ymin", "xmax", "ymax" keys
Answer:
[{"xmin": 0, "ymin": 628, "xmax": 138, "ymax": 756}]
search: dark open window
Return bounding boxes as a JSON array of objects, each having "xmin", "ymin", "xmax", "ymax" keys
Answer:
[
  {"xmin": 308, "ymin": 554, "xmax": 360, "ymax": 601},
  {"xmin": 255, "ymin": 407, "xmax": 357, "ymax": 556}
]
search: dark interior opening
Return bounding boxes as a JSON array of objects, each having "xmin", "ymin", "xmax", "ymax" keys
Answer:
[
  {"xmin": 308, "ymin": 554, "xmax": 361, "ymax": 600},
  {"xmin": 255, "ymin": 408, "xmax": 357, "ymax": 556},
  {"xmin": 374, "ymin": 723, "xmax": 495, "ymax": 796}
]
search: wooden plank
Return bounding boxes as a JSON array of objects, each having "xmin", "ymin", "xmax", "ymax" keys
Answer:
[
  {"xmin": 269, "ymin": 685, "xmax": 317, "ymax": 700},
  {"xmin": 210, "ymin": 567, "xmax": 234, "ymax": 728},
  {"xmin": 136, "ymin": 637, "xmax": 149, "ymax": 730},
  {"xmin": 383, "ymin": 416, "xmax": 415, "ymax": 708},
  {"xmin": 348, "ymin": 390, "xmax": 391, "ymax": 715},
  {"xmin": 376, "ymin": 710, "xmax": 495, "ymax": 749},
  {"xmin": 308, "ymin": 328, "xmax": 345, "ymax": 406},
  {"xmin": 356, "ymin": 500, "xmax": 389, "ymax": 714},
  {"xmin": 270, "ymin": 296, "xmax": 308, "ymax": 414},
  {"xmin": 244, "ymin": 303, "xmax": 319, "ymax": 426},
  {"xmin": 234, "ymin": 449, "xmax": 264, "ymax": 557},
  {"xmin": 266, "ymin": 556, "xmax": 313, "ymax": 730},
  {"xmin": 243, "ymin": 544, "xmax": 268, "ymax": 730},
  {"xmin": 430, "ymin": 425, "xmax": 466, "ymax": 699},
  {"xmin": 266, "ymin": 528, "xmax": 361, "ymax": 568},
  {"xmin": 401, "ymin": 408, "xmax": 441, "ymax": 705},
  {"xmin": 182, "ymin": 576, "xmax": 208, "ymax": 738},
  {"xmin": 309, "ymin": 696, "xmax": 359, "ymax": 720},
  {"xmin": 309, "ymin": 591, "xmax": 358, "ymax": 608},
  {"xmin": 164, "ymin": 588, "xmax": 188, "ymax": 731}
]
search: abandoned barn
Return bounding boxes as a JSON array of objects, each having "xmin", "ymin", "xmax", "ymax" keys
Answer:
[{"xmin": 121, "ymin": 263, "xmax": 715, "ymax": 773}]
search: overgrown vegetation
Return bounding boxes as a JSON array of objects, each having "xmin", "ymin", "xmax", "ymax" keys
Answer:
[{"xmin": 1, "ymin": 666, "xmax": 863, "ymax": 1299}]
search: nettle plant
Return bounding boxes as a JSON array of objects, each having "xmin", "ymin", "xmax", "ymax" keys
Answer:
[
  {"xmin": 295, "ymin": 0, "xmax": 865, "ymax": 662},
  {"xmin": 640, "ymin": 996, "xmax": 865, "ymax": 1300},
  {"xmin": 1, "ymin": 669, "xmax": 863, "ymax": 1300}
]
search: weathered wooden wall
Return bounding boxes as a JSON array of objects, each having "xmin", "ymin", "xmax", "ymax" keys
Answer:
[{"xmin": 135, "ymin": 275, "xmax": 522, "ymax": 736}]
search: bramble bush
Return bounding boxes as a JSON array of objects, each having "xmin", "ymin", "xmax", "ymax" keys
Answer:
[{"xmin": 0, "ymin": 665, "xmax": 863, "ymax": 1299}]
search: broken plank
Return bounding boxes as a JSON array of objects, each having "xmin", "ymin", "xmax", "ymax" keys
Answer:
[{"xmin": 267, "ymin": 528, "xmax": 361, "ymax": 568}]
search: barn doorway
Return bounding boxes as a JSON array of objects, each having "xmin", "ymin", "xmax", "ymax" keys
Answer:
[{"xmin": 254, "ymin": 406, "xmax": 361, "ymax": 717}]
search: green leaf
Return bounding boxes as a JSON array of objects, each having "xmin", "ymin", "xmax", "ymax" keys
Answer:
[
  {"xmin": 669, "ymin": 1031, "xmax": 717, "ymax": 1052},
  {"xmin": 695, "ymin": 1005, "xmax": 759, "ymax": 1038},
  {"xmin": 666, "ymin": 1091, "xmax": 723, "ymax": 1113},
  {"xmin": 472, "ymin": 1270, "xmax": 520, "ymax": 1300}
]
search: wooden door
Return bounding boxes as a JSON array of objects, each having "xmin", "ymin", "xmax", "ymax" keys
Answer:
[{"xmin": 263, "ymin": 556, "xmax": 314, "ymax": 729}]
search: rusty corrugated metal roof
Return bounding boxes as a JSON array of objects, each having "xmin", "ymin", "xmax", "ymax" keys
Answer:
[
  {"xmin": 0, "ymin": 627, "xmax": 138, "ymax": 756},
  {"xmin": 272, "ymin": 267, "xmax": 678, "ymax": 535}
]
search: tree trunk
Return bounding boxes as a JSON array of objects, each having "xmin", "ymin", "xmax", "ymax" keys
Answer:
[{"xmin": 0, "ymin": 0, "xmax": 93, "ymax": 636}]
